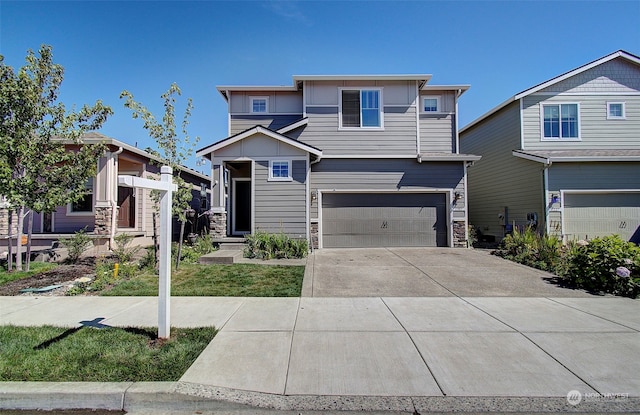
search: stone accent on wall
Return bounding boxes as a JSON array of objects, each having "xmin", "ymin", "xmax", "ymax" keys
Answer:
[
  {"xmin": 94, "ymin": 206, "xmax": 113, "ymax": 236},
  {"xmin": 453, "ymin": 221, "xmax": 467, "ymax": 248},
  {"xmin": 208, "ymin": 211, "xmax": 227, "ymax": 238},
  {"xmin": 310, "ymin": 222, "xmax": 319, "ymax": 250},
  {"xmin": 0, "ymin": 208, "xmax": 18, "ymax": 236}
]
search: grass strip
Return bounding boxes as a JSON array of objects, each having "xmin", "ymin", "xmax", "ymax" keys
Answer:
[
  {"xmin": 0, "ymin": 325, "xmax": 216, "ymax": 381},
  {"xmin": 0, "ymin": 262, "xmax": 58, "ymax": 286},
  {"xmin": 102, "ymin": 263, "xmax": 304, "ymax": 296}
]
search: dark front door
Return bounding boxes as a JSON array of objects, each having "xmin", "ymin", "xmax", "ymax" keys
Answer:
[
  {"xmin": 117, "ymin": 186, "xmax": 136, "ymax": 228},
  {"xmin": 234, "ymin": 180, "xmax": 251, "ymax": 234}
]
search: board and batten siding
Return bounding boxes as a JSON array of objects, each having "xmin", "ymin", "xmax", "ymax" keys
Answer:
[
  {"xmin": 254, "ymin": 159, "xmax": 307, "ymax": 237},
  {"xmin": 229, "ymin": 115, "xmax": 303, "ymax": 136},
  {"xmin": 460, "ymin": 101, "xmax": 544, "ymax": 238},
  {"xmin": 309, "ymin": 159, "xmax": 465, "ymax": 219}
]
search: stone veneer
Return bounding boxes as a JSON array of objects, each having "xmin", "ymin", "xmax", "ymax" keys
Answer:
[
  {"xmin": 453, "ymin": 221, "xmax": 467, "ymax": 248},
  {"xmin": 94, "ymin": 206, "xmax": 113, "ymax": 236},
  {"xmin": 208, "ymin": 212, "xmax": 227, "ymax": 238},
  {"xmin": 310, "ymin": 222, "xmax": 319, "ymax": 249}
]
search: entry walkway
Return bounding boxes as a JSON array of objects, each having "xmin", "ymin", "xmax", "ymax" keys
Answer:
[{"xmin": 1, "ymin": 295, "xmax": 639, "ymax": 412}]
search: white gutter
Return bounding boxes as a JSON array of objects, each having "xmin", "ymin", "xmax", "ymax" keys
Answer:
[{"xmin": 109, "ymin": 146, "xmax": 124, "ymax": 250}]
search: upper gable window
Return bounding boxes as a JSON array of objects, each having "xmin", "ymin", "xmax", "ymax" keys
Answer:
[
  {"xmin": 340, "ymin": 88, "xmax": 383, "ymax": 129},
  {"xmin": 250, "ymin": 96, "xmax": 269, "ymax": 113},
  {"xmin": 542, "ymin": 103, "xmax": 580, "ymax": 140},
  {"xmin": 607, "ymin": 102, "xmax": 625, "ymax": 119},
  {"xmin": 422, "ymin": 96, "xmax": 441, "ymax": 113}
]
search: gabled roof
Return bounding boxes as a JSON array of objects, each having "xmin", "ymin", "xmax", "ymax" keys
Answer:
[
  {"xmin": 460, "ymin": 50, "xmax": 640, "ymax": 134},
  {"xmin": 195, "ymin": 125, "xmax": 322, "ymax": 159},
  {"xmin": 70, "ymin": 132, "xmax": 210, "ymax": 181}
]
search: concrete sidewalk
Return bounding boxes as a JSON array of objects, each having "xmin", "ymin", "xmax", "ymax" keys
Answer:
[{"xmin": 1, "ymin": 295, "xmax": 639, "ymax": 413}]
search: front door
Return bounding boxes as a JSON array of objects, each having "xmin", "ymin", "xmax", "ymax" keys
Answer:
[
  {"xmin": 117, "ymin": 186, "xmax": 136, "ymax": 228},
  {"xmin": 233, "ymin": 180, "xmax": 251, "ymax": 235},
  {"xmin": 42, "ymin": 212, "xmax": 53, "ymax": 233}
]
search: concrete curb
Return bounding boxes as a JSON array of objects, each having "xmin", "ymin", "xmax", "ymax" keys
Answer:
[{"xmin": 2, "ymin": 381, "xmax": 639, "ymax": 413}]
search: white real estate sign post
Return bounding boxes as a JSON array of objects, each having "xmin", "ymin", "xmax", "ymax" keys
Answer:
[{"xmin": 118, "ymin": 166, "xmax": 177, "ymax": 339}]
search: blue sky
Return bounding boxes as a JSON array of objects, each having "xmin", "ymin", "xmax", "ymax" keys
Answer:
[{"xmin": 2, "ymin": 0, "xmax": 639, "ymax": 171}]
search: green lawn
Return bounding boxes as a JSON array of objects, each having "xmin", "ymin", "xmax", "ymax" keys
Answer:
[
  {"xmin": 103, "ymin": 263, "xmax": 305, "ymax": 297},
  {"xmin": 0, "ymin": 262, "xmax": 58, "ymax": 286},
  {"xmin": 0, "ymin": 325, "xmax": 216, "ymax": 381}
]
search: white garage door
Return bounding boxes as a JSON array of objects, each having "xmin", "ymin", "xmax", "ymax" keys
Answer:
[
  {"xmin": 564, "ymin": 193, "xmax": 640, "ymax": 242},
  {"xmin": 321, "ymin": 193, "xmax": 448, "ymax": 248}
]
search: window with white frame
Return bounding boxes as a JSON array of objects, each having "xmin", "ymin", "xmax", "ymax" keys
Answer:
[
  {"xmin": 69, "ymin": 178, "xmax": 94, "ymax": 214},
  {"xmin": 607, "ymin": 102, "xmax": 625, "ymax": 119},
  {"xmin": 422, "ymin": 96, "xmax": 441, "ymax": 112},
  {"xmin": 542, "ymin": 103, "xmax": 580, "ymax": 139},
  {"xmin": 340, "ymin": 88, "xmax": 382, "ymax": 128},
  {"xmin": 269, "ymin": 160, "xmax": 292, "ymax": 181},
  {"xmin": 250, "ymin": 96, "xmax": 268, "ymax": 113}
]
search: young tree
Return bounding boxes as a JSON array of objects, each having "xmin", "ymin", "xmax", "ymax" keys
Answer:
[
  {"xmin": 0, "ymin": 45, "xmax": 112, "ymax": 271},
  {"xmin": 120, "ymin": 83, "xmax": 200, "ymax": 268}
]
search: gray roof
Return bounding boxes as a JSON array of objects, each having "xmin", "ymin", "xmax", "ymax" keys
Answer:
[{"xmin": 513, "ymin": 149, "xmax": 640, "ymax": 163}]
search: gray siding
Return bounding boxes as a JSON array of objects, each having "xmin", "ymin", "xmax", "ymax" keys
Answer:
[
  {"xmin": 460, "ymin": 101, "xmax": 544, "ymax": 238},
  {"xmin": 522, "ymin": 94, "xmax": 640, "ymax": 150},
  {"xmin": 310, "ymin": 159, "xmax": 464, "ymax": 219},
  {"xmin": 539, "ymin": 58, "xmax": 640, "ymax": 94},
  {"xmin": 548, "ymin": 162, "xmax": 640, "ymax": 191},
  {"xmin": 230, "ymin": 114, "xmax": 303, "ymax": 135},
  {"xmin": 254, "ymin": 159, "xmax": 307, "ymax": 237},
  {"xmin": 420, "ymin": 114, "xmax": 455, "ymax": 152},
  {"xmin": 53, "ymin": 206, "xmax": 95, "ymax": 233},
  {"xmin": 299, "ymin": 106, "xmax": 418, "ymax": 155}
]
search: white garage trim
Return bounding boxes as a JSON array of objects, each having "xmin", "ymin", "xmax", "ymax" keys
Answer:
[
  {"xmin": 317, "ymin": 188, "xmax": 454, "ymax": 249},
  {"xmin": 560, "ymin": 189, "xmax": 640, "ymax": 242}
]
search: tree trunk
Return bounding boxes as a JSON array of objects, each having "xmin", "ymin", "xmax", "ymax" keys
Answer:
[
  {"xmin": 175, "ymin": 219, "xmax": 186, "ymax": 270},
  {"xmin": 7, "ymin": 209, "xmax": 13, "ymax": 271},
  {"xmin": 26, "ymin": 210, "xmax": 34, "ymax": 272},
  {"xmin": 15, "ymin": 206, "xmax": 25, "ymax": 271}
]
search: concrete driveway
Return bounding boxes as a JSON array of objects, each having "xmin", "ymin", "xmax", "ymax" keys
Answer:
[{"xmin": 302, "ymin": 247, "xmax": 594, "ymax": 297}]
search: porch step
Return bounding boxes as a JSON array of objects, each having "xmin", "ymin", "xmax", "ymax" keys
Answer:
[
  {"xmin": 218, "ymin": 242, "xmax": 246, "ymax": 251},
  {"xmin": 199, "ymin": 250, "xmax": 243, "ymax": 265}
]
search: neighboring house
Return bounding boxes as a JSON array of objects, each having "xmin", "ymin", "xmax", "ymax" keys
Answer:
[
  {"xmin": 197, "ymin": 74, "xmax": 480, "ymax": 248},
  {"xmin": 460, "ymin": 50, "xmax": 640, "ymax": 243},
  {"xmin": 0, "ymin": 132, "xmax": 211, "ymax": 251}
]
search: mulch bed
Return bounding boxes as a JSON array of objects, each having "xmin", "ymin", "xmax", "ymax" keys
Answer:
[{"xmin": 0, "ymin": 258, "xmax": 96, "ymax": 296}]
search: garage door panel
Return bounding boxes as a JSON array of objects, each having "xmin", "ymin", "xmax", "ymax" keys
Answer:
[
  {"xmin": 564, "ymin": 193, "xmax": 640, "ymax": 242},
  {"xmin": 321, "ymin": 193, "xmax": 447, "ymax": 248}
]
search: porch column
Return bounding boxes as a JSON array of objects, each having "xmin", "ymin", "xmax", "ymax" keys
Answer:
[
  {"xmin": 208, "ymin": 161, "xmax": 227, "ymax": 238},
  {"xmin": 94, "ymin": 154, "xmax": 113, "ymax": 237}
]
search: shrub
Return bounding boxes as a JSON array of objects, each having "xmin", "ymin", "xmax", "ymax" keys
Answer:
[
  {"xmin": 244, "ymin": 231, "xmax": 308, "ymax": 260},
  {"xmin": 60, "ymin": 228, "xmax": 92, "ymax": 263},
  {"xmin": 493, "ymin": 227, "xmax": 562, "ymax": 272},
  {"xmin": 112, "ymin": 233, "xmax": 141, "ymax": 263},
  {"xmin": 563, "ymin": 235, "xmax": 640, "ymax": 297}
]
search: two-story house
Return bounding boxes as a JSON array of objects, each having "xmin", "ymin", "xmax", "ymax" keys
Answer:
[
  {"xmin": 196, "ymin": 75, "xmax": 480, "ymax": 248},
  {"xmin": 460, "ymin": 50, "xmax": 640, "ymax": 243}
]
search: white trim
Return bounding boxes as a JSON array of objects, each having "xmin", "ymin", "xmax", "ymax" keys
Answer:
[
  {"xmin": 294, "ymin": 74, "xmax": 432, "ymax": 83},
  {"xmin": 251, "ymin": 161, "xmax": 255, "ymax": 234},
  {"xmin": 463, "ymin": 162, "xmax": 469, "ymax": 246},
  {"xmin": 317, "ymin": 190, "xmax": 323, "ymax": 249},
  {"xmin": 268, "ymin": 160, "xmax": 293, "ymax": 182},
  {"xmin": 304, "ymin": 104, "xmax": 338, "ymax": 108},
  {"xmin": 415, "ymin": 81, "xmax": 421, "ymax": 155},
  {"xmin": 231, "ymin": 112, "xmax": 302, "ymax": 116},
  {"xmin": 302, "ymin": 81, "xmax": 307, "ymax": 118},
  {"xmin": 544, "ymin": 166, "xmax": 550, "ymax": 235},
  {"xmin": 231, "ymin": 177, "xmax": 251, "ymax": 236},
  {"xmin": 305, "ymin": 154, "xmax": 310, "ymax": 242},
  {"xmin": 454, "ymin": 90, "xmax": 460, "ymax": 153},
  {"xmin": 519, "ymin": 98, "xmax": 525, "ymax": 150},
  {"xmin": 249, "ymin": 95, "xmax": 269, "ymax": 113},
  {"xmin": 421, "ymin": 95, "xmax": 441, "ymax": 113},
  {"xmin": 338, "ymin": 87, "xmax": 385, "ymax": 130},
  {"xmin": 323, "ymin": 154, "xmax": 418, "ymax": 159},
  {"xmin": 606, "ymin": 102, "xmax": 626, "ymax": 119},
  {"xmin": 512, "ymin": 151, "xmax": 551, "ymax": 165},
  {"xmin": 540, "ymin": 102, "xmax": 581, "ymax": 141},
  {"xmin": 277, "ymin": 117, "xmax": 308, "ymax": 134}
]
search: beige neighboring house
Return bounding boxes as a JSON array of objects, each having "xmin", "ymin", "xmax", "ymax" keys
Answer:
[
  {"xmin": 460, "ymin": 50, "xmax": 640, "ymax": 243},
  {"xmin": 0, "ymin": 132, "xmax": 211, "ymax": 253}
]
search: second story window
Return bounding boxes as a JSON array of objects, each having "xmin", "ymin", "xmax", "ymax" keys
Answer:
[
  {"xmin": 340, "ymin": 88, "xmax": 382, "ymax": 128},
  {"xmin": 542, "ymin": 103, "xmax": 579, "ymax": 139},
  {"xmin": 251, "ymin": 97, "xmax": 268, "ymax": 113},
  {"xmin": 269, "ymin": 160, "xmax": 292, "ymax": 181},
  {"xmin": 423, "ymin": 96, "xmax": 440, "ymax": 112}
]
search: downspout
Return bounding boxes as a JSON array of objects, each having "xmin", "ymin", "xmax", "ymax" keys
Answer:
[
  {"xmin": 109, "ymin": 147, "xmax": 124, "ymax": 250},
  {"xmin": 543, "ymin": 159, "xmax": 552, "ymax": 236}
]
